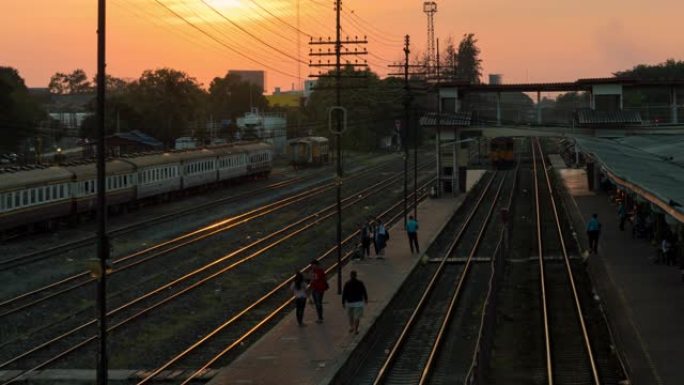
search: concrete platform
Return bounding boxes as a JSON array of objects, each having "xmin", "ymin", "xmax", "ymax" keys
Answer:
[
  {"xmin": 208, "ymin": 170, "xmax": 486, "ymax": 385},
  {"xmin": 555, "ymin": 159, "xmax": 684, "ymax": 385}
]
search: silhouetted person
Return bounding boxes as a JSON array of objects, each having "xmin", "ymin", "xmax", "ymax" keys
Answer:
[
  {"xmin": 342, "ymin": 270, "xmax": 368, "ymax": 334},
  {"xmin": 308, "ymin": 260, "xmax": 328, "ymax": 323},
  {"xmin": 406, "ymin": 215, "xmax": 420, "ymax": 254},
  {"xmin": 586, "ymin": 213, "xmax": 601, "ymax": 253}
]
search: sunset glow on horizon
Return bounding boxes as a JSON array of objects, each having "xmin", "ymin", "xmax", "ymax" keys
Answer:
[{"xmin": 2, "ymin": 0, "xmax": 683, "ymax": 92}]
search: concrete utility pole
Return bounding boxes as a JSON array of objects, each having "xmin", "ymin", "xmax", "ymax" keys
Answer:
[{"xmin": 309, "ymin": 1, "xmax": 367, "ymax": 294}]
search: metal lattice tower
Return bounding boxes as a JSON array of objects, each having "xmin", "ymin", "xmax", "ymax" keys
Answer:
[{"xmin": 423, "ymin": 1, "xmax": 437, "ymax": 75}]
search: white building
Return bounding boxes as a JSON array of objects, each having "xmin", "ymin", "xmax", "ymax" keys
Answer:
[{"xmin": 236, "ymin": 108, "xmax": 287, "ymax": 154}]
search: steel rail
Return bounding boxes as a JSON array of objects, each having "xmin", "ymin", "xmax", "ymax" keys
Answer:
[
  {"xmin": 0, "ymin": 167, "xmax": 434, "ymax": 383},
  {"xmin": 458, "ymin": 156, "xmax": 521, "ymax": 384},
  {"xmin": 0, "ymin": 177, "xmax": 304, "ymax": 271},
  {"xmin": 417, "ymin": 173, "xmax": 508, "ymax": 385},
  {"xmin": 173, "ymin": 187, "xmax": 432, "ymax": 385},
  {"xmin": 536, "ymin": 138, "xmax": 600, "ymax": 385},
  {"xmin": 0, "ymin": 159, "xmax": 415, "ymax": 314},
  {"xmin": 534, "ymin": 139, "xmax": 555, "ymax": 385},
  {"xmin": 371, "ymin": 172, "xmax": 499, "ymax": 385},
  {"xmin": 0, "ymin": 182, "xmax": 333, "ymax": 316}
]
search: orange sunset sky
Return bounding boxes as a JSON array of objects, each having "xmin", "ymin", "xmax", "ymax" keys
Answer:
[{"xmin": 1, "ymin": 0, "xmax": 683, "ymax": 92}]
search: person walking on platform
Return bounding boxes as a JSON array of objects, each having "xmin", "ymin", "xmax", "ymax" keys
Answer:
[
  {"xmin": 586, "ymin": 213, "xmax": 601, "ymax": 254},
  {"xmin": 308, "ymin": 260, "xmax": 328, "ymax": 323},
  {"xmin": 360, "ymin": 220, "xmax": 372, "ymax": 258},
  {"xmin": 342, "ymin": 270, "xmax": 368, "ymax": 335},
  {"xmin": 406, "ymin": 215, "xmax": 420, "ymax": 254},
  {"xmin": 617, "ymin": 202, "xmax": 627, "ymax": 231},
  {"xmin": 291, "ymin": 272, "xmax": 308, "ymax": 326},
  {"xmin": 374, "ymin": 219, "xmax": 388, "ymax": 258}
]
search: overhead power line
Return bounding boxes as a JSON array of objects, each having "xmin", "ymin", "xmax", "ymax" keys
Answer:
[
  {"xmin": 247, "ymin": 0, "xmax": 314, "ymax": 38},
  {"xmin": 152, "ymin": 0, "xmax": 299, "ymax": 79},
  {"xmin": 198, "ymin": 0, "xmax": 308, "ymax": 65}
]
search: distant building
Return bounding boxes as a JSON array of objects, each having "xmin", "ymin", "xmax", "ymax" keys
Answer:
[
  {"xmin": 229, "ymin": 70, "xmax": 266, "ymax": 91},
  {"xmin": 266, "ymin": 87, "xmax": 304, "ymax": 108},
  {"xmin": 304, "ymin": 80, "xmax": 317, "ymax": 98},
  {"xmin": 108, "ymin": 130, "xmax": 163, "ymax": 155},
  {"xmin": 489, "ymin": 74, "xmax": 502, "ymax": 85},
  {"xmin": 236, "ymin": 108, "xmax": 287, "ymax": 154}
]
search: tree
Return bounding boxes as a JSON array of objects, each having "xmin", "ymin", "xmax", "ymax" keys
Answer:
[
  {"xmin": 442, "ymin": 35, "xmax": 458, "ymax": 79},
  {"xmin": 208, "ymin": 72, "xmax": 268, "ymax": 122},
  {"xmin": 48, "ymin": 69, "xmax": 93, "ymax": 94},
  {"xmin": 455, "ymin": 33, "xmax": 483, "ymax": 84},
  {"xmin": 0, "ymin": 67, "xmax": 46, "ymax": 152},
  {"xmin": 614, "ymin": 59, "xmax": 684, "ymax": 122},
  {"xmin": 126, "ymin": 68, "xmax": 206, "ymax": 145},
  {"xmin": 304, "ymin": 66, "xmax": 404, "ymax": 151}
]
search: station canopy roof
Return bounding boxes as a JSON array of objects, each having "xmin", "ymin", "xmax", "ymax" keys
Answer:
[{"xmin": 575, "ymin": 135, "xmax": 684, "ymax": 220}]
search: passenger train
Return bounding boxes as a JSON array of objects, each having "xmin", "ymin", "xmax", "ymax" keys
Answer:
[
  {"xmin": 0, "ymin": 141, "xmax": 273, "ymax": 233},
  {"xmin": 489, "ymin": 137, "xmax": 515, "ymax": 168}
]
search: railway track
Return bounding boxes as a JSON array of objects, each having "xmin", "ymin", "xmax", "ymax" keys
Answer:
[
  {"xmin": 0, "ymin": 157, "xmax": 420, "ymax": 318},
  {"xmin": 0, "ymin": 155, "xmax": 401, "ymax": 272},
  {"xmin": 369, "ymin": 171, "xmax": 514, "ymax": 385},
  {"xmin": 322, "ymin": 170, "xmax": 515, "ymax": 385},
  {"xmin": 0, "ymin": 176, "xmax": 304, "ymax": 271},
  {"xmin": 533, "ymin": 138, "xmax": 599, "ymax": 385},
  {"xmin": 0, "ymin": 161, "xmax": 435, "ymax": 383},
  {"xmin": 137, "ymin": 180, "xmax": 436, "ymax": 385}
]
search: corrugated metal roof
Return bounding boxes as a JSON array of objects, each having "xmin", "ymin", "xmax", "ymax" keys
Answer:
[
  {"xmin": 577, "ymin": 110, "xmax": 642, "ymax": 126},
  {"xmin": 615, "ymin": 135, "xmax": 684, "ymax": 167},
  {"xmin": 575, "ymin": 136, "xmax": 684, "ymax": 219},
  {"xmin": 109, "ymin": 130, "xmax": 163, "ymax": 149},
  {"xmin": 420, "ymin": 112, "xmax": 472, "ymax": 127}
]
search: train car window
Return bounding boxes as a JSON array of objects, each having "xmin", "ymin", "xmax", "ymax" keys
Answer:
[
  {"xmin": 46, "ymin": 187, "xmax": 51, "ymax": 201},
  {"xmin": 84, "ymin": 181, "xmax": 89, "ymax": 194},
  {"xmin": 52, "ymin": 185, "xmax": 57, "ymax": 199},
  {"xmin": 30, "ymin": 189, "xmax": 36, "ymax": 204},
  {"xmin": 38, "ymin": 188, "xmax": 44, "ymax": 202},
  {"xmin": 59, "ymin": 185, "xmax": 64, "ymax": 198},
  {"xmin": 0, "ymin": 194, "xmax": 4, "ymax": 211},
  {"xmin": 6, "ymin": 193, "xmax": 12, "ymax": 209}
]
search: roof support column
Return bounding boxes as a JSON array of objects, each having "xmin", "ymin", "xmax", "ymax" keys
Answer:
[
  {"xmin": 672, "ymin": 87, "xmax": 679, "ymax": 124},
  {"xmin": 496, "ymin": 92, "xmax": 502, "ymax": 126},
  {"xmin": 536, "ymin": 91, "xmax": 542, "ymax": 125}
]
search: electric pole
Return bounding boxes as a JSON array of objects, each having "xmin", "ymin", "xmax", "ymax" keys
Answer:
[
  {"xmin": 309, "ymin": 0, "xmax": 367, "ymax": 294},
  {"xmin": 389, "ymin": 36, "xmax": 424, "ymax": 225},
  {"xmin": 96, "ymin": 0, "xmax": 109, "ymax": 384}
]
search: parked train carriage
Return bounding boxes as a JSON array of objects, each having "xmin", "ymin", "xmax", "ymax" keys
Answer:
[
  {"xmin": 309, "ymin": 136, "xmax": 329, "ymax": 165},
  {"xmin": 124, "ymin": 153, "xmax": 181, "ymax": 200},
  {"xmin": 287, "ymin": 137, "xmax": 329, "ymax": 166},
  {"xmin": 179, "ymin": 149, "xmax": 218, "ymax": 189},
  {"xmin": 0, "ymin": 167, "xmax": 73, "ymax": 231},
  {"xmin": 489, "ymin": 137, "xmax": 515, "ymax": 168},
  {"xmin": 213, "ymin": 145, "xmax": 249, "ymax": 182},
  {"xmin": 65, "ymin": 160, "xmax": 136, "ymax": 214},
  {"xmin": 245, "ymin": 142, "xmax": 273, "ymax": 176},
  {"xmin": 287, "ymin": 138, "xmax": 311, "ymax": 165}
]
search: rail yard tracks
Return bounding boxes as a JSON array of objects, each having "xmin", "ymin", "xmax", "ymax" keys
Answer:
[{"xmin": 0, "ymin": 158, "xmax": 435, "ymax": 383}]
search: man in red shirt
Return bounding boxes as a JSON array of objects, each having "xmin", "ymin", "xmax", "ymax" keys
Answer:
[{"xmin": 308, "ymin": 259, "xmax": 328, "ymax": 323}]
